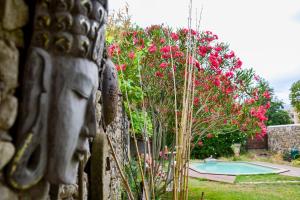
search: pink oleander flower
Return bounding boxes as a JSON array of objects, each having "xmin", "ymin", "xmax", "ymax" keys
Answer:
[
  {"xmin": 171, "ymin": 33, "xmax": 179, "ymax": 41},
  {"xmin": 159, "ymin": 62, "xmax": 168, "ymax": 69},
  {"xmin": 128, "ymin": 51, "xmax": 135, "ymax": 59},
  {"xmin": 155, "ymin": 71, "xmax": 164, "ymax": 78},
  {"xmin": 116, "ymin": 64, "xmax": 126, "ymax": 71},
  {"xmin": 148, "ymin": 44, "xmax": 157, "ymax": 53}
]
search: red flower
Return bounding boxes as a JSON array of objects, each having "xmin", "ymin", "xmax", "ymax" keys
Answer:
[
  {"xmin": 128, "ymin": 51, "xmax": 135, "ymax": 59},
  {"xmin": 224, "ymin": 51, "xmax": 235, "ymax": 59},
  {"xmin": 160, "ymin": 38, "xmax": 166, "ymax": 44},
  {"xmin": 198, "ymin": 46, "xmax": 208, "ymax": 57},
  {"xmin": 161, "ymin": 53, "xmax": 171, "ymax": 59},
  {"xmin": 155, "ymin": 71, "xmax": 164, "ymax": 78},
  {"xmin": 213, "ymin": 77, "xmax": 221, "ymax": 87},
  {"xmin": 197, "ymin": 140, "xmax": 203, "ymax": 147},
  {"xmin": 209, "ymin": 54, "xmax": 220, "ymax": 69},
  {"xmin": 108, "ymin": 44, "xmax": 121, "ymax": 57},
  {"xmin": 214, "ymin": 46, "xmax": 222, "ymax": 52},
  {"xmin": 207, "ymin": 133, "xmax": 213, "ymax": 139},
  {"xmin": 191, "ymin": 29, "xmax": 197, "ymax": 35},
  {"xmin": 194, "ymin": 97, "xmax": 199, "ymax": 106},
  {"xmin": 225, "ymin": 71, "xmax": 234, "ymax": 78},
  {"xmin": 265, "ymin": 101, "xmax": 271, "ymax": 109},
  {"xmin": 159, "ymin": 62, "xmax": 168, "ymax": 69},
  {"xmin": 182, "ymin": 28, "xmax": 189, "ymax": 35},
  {"xmin": 148, "ymin": 44, "xmax": 157, "ymax": 53},
  {"xmin": 174, "ymin": 51, "xmax": 184, "ymax": 58},
  {"xmin": 194, "ymin": 79, "xmax": 201, "ymax": 87},
  {"xmin": 116, "ymin": 64, "xmax": 126, "ymax": 71},
  {"xmin": 234, "ymin": 58, "xmax": 243, "ymax": 69},
  {"xmin": 160, "ymin": 45, "xmax": 171, "ymax": 53},
  {"xmin": 171, "ymin": 33, "xmax": 179, "ymax": 41},
  {"xmin": 225, "ymin": 87, "xmax": 233, "ymax": 94},
  {"xmin": 263, "ymin": 91, "xmax": 271, "ymax": 99},
  {"xmin": 194, "ymin": 60, "xmax": 201, "ymax": 70}
]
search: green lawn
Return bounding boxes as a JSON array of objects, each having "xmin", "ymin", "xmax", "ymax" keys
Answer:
[
  {"xmin": 236, "ymin": 174, "xmax": 300, "ymax": 183},
  {"xmin": 163, "ymin": 175, "xmax": 300, "ymax": 200}
]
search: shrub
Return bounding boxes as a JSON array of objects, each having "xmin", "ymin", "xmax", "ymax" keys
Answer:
[{"xmin": 190, "ymin": 127, "xmax": 247, "ymax": 159}]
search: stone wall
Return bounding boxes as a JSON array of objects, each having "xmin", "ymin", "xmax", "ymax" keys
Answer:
[
  {"xmin": 268, "ymin": 124, "xmax": 300, "ymax": 153},
  {"xmin": 0, "ymin": 0, "xmax": 28, "ymax": 199},
  {"xmin": 106, "ymin": 94, "xmax": 129, "ymax": 200},
  {"xmin": 246, "ymin": 135, "xmax": 268, "ymax": 150}
]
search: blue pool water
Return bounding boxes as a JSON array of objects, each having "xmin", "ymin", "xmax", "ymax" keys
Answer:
[{"xmin": 190, "ymin": 161, "xmax": 283, "ymax": 175}]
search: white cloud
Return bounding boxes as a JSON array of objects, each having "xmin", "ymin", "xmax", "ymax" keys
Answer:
[{"xmin": 109, "ymin": 0, "xmax": 300, "ymax": 105}]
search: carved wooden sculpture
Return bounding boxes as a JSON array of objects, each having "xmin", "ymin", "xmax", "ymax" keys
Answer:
[{"xmin": 7, "ymin": 0, "xmax": 118, "ymax": 190}]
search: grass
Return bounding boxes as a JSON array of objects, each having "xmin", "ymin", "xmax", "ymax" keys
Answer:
[
  {"xmin": 163, "ymin": 176, "xmax": 300, "ymax": 200},
  {"xmin": 236, "ymin": 174, "xmax": 300, "ymax": 183},
  {"xmin": 162, "ymin": 151, "xmax": 300, "ymax": 199}
]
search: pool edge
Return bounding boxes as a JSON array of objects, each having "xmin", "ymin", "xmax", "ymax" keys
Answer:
[{"xmin": 189, "ymin": 161, "xmax": 290, "ymax": 176}]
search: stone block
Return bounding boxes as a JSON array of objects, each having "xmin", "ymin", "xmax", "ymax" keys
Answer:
[
  {"xmin": 0, "ymin": 40, "xmax": 19, "ymax": 94},
  {"xmin": 0, "ymin": 96, "xmax": 18, "ymax": 130},
  {"xmin": 0, "ymin": 141, "xmax": 15, "ymax": 170},
  {"xmin": 0, "ymin": 130, "xmax": 12, "ymax": 141},
  {"xmin": 0, "ymin": 25, "xmax": 24, "ymax": 47},
  {"xmin": 2, "ymin": 0, "xmax": 28, "ymax": 31},
  {"xmin": 0, "ymin": 182, "xmax": 18, "ymax": 200},
  {"xmin": 268, "ymin": 124, "xmax": 300, "ymax": 153}
]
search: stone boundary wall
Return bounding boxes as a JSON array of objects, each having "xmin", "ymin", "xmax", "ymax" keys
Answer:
[
  {"xmin": 246, "ymin": 135, "xmax": 268, "ymax": 149},
  {"xmin": 267, "ymin": 124, "xmax": 300, "ymax": 153},
  {"xmin": 0, "ymin": 1, "xmax": 28, "ymax": 199}
]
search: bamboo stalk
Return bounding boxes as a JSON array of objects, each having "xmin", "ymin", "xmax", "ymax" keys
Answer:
[
  {"xmin": 106, "ymin": 134, "xmax": 134, "ymax": 200},
  {"xmin": 117, "ymin": 54, "xmax": 149, "ymax": 200}
]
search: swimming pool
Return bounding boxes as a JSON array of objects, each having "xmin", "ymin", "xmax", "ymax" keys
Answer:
[{"xmin": 190, "ymin": 161, "xmax": 287, "ymax": 175}]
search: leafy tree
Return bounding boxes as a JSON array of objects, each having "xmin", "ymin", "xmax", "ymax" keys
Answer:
[
  {"xmin": 256, "ymin": 79, "xmax": 292, "ymax": 125},
  {"xmin": 266, "ymin": 99, "xmax": 292, "ymax": 125},
  {"xmin": 290, "ymin": 80, "xmax": 300, "ymax": 118}
]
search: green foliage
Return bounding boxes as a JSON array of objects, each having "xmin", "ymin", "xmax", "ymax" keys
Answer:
[
  {"xmin": 290, "ymin": 80, "xmax": 300, "ymax": 118},
  {"xmin": 128, "ymin": 109, "xmax": 153, "ymax": 137},
  {"xmin": 254, "ymin": 79, "xmax": 292, "ymax": 125},
  {"xmin": 122, "ymin": 160, "xmax": 141, "ymax": 199},
  {"xmin": 191, "ymin": 128, "xmax": 247, "ymax": 159},
  {"xmin": 266, "ymin": 99, "xmax": 292, "ymax": 125},
  {"xmin": 292, "ymin": 158, "xmax": 300, "ymax": 166},
  {"xmin": 235, "ymin": 174, "xmax": 300, "ymax": 183}
]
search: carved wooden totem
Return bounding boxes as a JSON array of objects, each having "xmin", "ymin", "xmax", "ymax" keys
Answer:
[{"xmin": 7, "ymin": 0, "xmax": 118, "ymax": 191}]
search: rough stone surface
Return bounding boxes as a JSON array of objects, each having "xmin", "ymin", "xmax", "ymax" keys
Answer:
[
  {"xmin": 106, "ymin": 94, "xmax": 129, "ymax": 200},
  {"xmin": 2, "ymin": 0, "xmax": 28, "ymax": 31},
  {"xmin": 0, "ymin": 96, "xmax": 18, "ymax": 130},
  {"xmin": 0, "ymin": 0, "xmax": 27, "ymax": 199},
  {"xmin": 0, "ymin": 130, "xmax": 13, "ymax": 141},
  {"xmin": 247, "ymin": 134, "xmax": 268, "ymax": 149},
  {"xmin": 0, "ymin": 141, "xmax": 15, "ymax": 170},
  {"xmin": 58, "ymin": 172, "xmax": 88, "ymax": 200},
  {"xmin": 0, "ymin": 25, "xmax": 24, "ymax": 47},
  {"xmin": 268, "ymin": 124, "xmax": 300, "ymax": 153},
  {"xmin": 0, "ymin": 182, "xmax": 18, "ymax": 200},
  {"xmin": 94, "ymin": 92, "xmax": 128, "ymax": 200},
  {"xmin": 0, "ymin": 40, "xmax": 19, "ymax": 96}
]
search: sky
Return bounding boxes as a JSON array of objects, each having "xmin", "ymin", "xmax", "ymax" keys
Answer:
[{"xmin": 109, "ymin": 0, "xmax": 300, "ymax": 106}]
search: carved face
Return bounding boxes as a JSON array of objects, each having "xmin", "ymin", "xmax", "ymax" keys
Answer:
[{"xmin": 46, "ymin": 57, "xmax": 98, "ymax": 184}]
